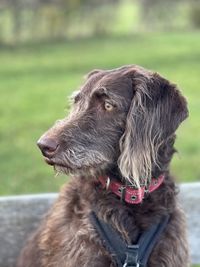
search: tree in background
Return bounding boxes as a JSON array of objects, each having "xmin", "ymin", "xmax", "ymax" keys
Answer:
[
  {"xmin": 190, "ymin": 0, "xmax": 200, "ymax": 29},
  {"xmin": 0, "ymin": 0, "xmax": 119, "ymax": 44},
  {"xmin": 139, "ymin": 0, "xmax": 182, "ymax": 31},
  {"xmin": 0, "ymin": 0, "xmax": 200, "ymax": 44}
]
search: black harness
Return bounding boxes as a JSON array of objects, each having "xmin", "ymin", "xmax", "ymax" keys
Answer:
[{"xmin": 90, "ymin": 212, "xmax": 170, "ymax": 267}]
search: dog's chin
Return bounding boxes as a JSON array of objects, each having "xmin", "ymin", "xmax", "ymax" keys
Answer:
[{"xmin": 44, "ymin": 157, "xmax": 110, "ymax": 177}]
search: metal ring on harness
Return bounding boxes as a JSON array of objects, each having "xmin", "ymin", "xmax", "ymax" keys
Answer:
[{"xmin": 123, "ymin": 263, "xmax": 140, "ymax": 267}]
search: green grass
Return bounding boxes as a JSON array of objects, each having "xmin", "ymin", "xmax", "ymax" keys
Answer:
[{"xmin": 0, "ymin": 32, "xmax": 200, "ymax": 195}]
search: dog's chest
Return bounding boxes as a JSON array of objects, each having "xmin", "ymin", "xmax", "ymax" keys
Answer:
[
  {"xmin": 41, "ymin": 212, "xmax": 113, "ymax": 267},
  {"xmin": 38, "ymin": 181, "xmax": 189, "ymax": 267},
  {"xmin": 39, "ymin": 186, "xmax": 115, "ymax": 266}
]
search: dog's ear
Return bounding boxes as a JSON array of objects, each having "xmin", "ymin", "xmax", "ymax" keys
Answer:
[{"xmin": 118, "ymin": 69, "xmax": 188, "ymax": 187}]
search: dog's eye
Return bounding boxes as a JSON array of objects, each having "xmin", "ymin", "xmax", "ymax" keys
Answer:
[{"xmin": 104, "ymin": 101, "xmax": 114, "ymax": 111}]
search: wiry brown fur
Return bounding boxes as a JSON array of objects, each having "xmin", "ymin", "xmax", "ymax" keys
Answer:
[{"xmin": 16, "ymin": 65, "xmax": 190, "ymax": 267}]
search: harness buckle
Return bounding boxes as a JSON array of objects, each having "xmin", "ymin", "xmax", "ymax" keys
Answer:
[{"xmin": 123, "ymin": 245, "xmax": 140, "ymax": 267}]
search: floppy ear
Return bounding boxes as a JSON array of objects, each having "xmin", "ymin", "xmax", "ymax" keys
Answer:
[{"xmin": 118, "ymin": 70, "xmax": 188, "ymax": 188}]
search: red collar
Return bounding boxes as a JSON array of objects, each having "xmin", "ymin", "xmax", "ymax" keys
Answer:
[{"xmin": 98, "ymin": 174, "xmax": 165, "ymax": 204}]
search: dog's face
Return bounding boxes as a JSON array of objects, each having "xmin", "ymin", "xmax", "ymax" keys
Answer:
[
  {"xmin": 37, "ymin": 65, "xmax": 188, "ymax": 186},
  {"xmin": 37, "ymin": 67, "xmax": 134, "ymax": 176}
]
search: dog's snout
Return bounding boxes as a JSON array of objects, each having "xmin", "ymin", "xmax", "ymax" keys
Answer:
[{"xmin": 37, "ymin": 137, "xmax": 59, "ymax": 158}]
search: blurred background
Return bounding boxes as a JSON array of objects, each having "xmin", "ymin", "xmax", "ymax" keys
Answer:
[{"xmin": 0, "ymin": 0, "xmax": 200, "ymax": 196}]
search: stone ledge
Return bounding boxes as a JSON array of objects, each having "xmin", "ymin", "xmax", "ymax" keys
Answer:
[{"xmin": 0, "ymin": 183, "xmax": 199, "ymax": 267}]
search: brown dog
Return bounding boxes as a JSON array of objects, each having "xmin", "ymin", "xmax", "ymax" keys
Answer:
[{"xmin": 16, "ymin": 65, "xmax": 189, "ymax": 267}]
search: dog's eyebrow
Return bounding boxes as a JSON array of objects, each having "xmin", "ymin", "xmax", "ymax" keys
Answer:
[
  {"xmin": 93, "ymin": 86, "xmax": 109, "ymax": 97},
  {"xmin": 92, "ymin": 86, "xmax": 123, "ymax": 108}
]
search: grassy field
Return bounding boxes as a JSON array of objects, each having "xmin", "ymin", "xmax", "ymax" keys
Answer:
[{"xmin": 0, "ymin": 32, "xmax": 200, "ymax": 196}]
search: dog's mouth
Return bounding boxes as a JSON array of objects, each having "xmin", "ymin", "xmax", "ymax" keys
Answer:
[
  {"xmin": 44, "ymin": 156, "xmax": 108, "ymax": 174},
  {"xmin": 44, "ymin": 157, "xmax": 74, "ymax": 175},
  {"xmin": 44, "ymin": 157, "xmax": 71, "ymax": 169},
  {"xmin": 44, "ymin": 157, "xmax": 54, "ymax": 166}
]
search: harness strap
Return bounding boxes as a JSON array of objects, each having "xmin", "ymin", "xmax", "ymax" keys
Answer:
[
  {"xmin": 90, "ymin": 212, "xmax": 126, "ymax": 267},
  {"xmin": 136, "ymin": 215, "xmax": 170, "ymax": 267},
  {"xmin": 90, "ymin": 212, "xmax": 170, "ymax": 267}
]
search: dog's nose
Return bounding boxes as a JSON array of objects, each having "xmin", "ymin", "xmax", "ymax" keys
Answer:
[{"xmin": 37, "ymin": 137, "xmax": 59, "ymax": 158}]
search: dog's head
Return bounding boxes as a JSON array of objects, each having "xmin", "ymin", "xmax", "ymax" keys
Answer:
[{"xmin": 37, "ymin": 65, "xmax": 188, "ymax": 186}]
